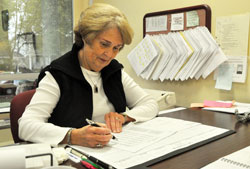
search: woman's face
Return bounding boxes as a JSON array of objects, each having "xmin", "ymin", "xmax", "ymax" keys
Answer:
[{"xmin": 81, "ymin": 27, "xmax": 124, "ymax": 72}]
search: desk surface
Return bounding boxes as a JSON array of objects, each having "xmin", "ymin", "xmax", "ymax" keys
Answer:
[{"xmin": 65, "ymin": 108, "xmax": 250, "ymax": 169}]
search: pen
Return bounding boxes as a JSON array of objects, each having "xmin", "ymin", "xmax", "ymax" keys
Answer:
[
  {"xmin": 66, "ymin": 151, "xmax": 81, "ymax": 163},
  {"xmin": 86, "ymin": 118, "xmax": 118, "ymax": 140},
  {"xmin": 66, "ymin": 146, "xmax": 114, "ymax": 169},
  {"xmin": 66, "ymin": 146, "xmax": 102, "ymax": 168},
  {"xmin": 81, "ymin": 160, "xmax": 98, "ymax": 169},
  {"xmin": 81, "ymin": 158, "xmax": 103, "ymax": 169}
]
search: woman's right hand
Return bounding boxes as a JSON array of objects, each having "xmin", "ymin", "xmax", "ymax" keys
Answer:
[{"xmin": 70, "ymin": 123, "xmax": 113, "ymax": 148}]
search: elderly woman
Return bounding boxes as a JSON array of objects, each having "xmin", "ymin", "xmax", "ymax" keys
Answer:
[{"xmin": 19, "ymin": 3, "xmax": 158, "ymax": 148}]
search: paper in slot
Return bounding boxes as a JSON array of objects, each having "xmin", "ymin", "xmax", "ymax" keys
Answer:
[
  {"xmin": 128, "ymin": 26, "xmax": 227, "ymax": 81},
  {"xmin": 162, "ymin": 34, "xmax": 178, "ymax": 80},
  {"xmin": 127, "ymin": 35, "xmax": 160, "ymax": 76},
  {"xmin": 150, "ymin": 35, "xmax": 171, "ymax": 81},
  {"xmin": 140, "ymin": 36, "xmax": 162, "ymax": 80}
]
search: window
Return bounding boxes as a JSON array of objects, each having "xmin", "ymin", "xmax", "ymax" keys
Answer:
[{"xmin": 0, "ymin": 0, "xmax": 73, "ymax": 99}]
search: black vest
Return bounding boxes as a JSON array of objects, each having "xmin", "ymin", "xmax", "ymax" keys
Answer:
[{"xmin": 37, "ymin": 44, "xmax": 126, "ymax": 128}]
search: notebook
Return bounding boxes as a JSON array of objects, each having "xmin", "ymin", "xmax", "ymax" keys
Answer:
[{"xmin": 202, "ymin": 145, "xmax": 250, "ymax": 169}]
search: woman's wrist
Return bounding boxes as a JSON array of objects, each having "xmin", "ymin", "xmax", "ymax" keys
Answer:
[
  {"xmin": 122, "ymin": 114, "xmax": 135, "ymax": 124},
  {"xmin": 122, "ymin": 114, "xmax": 128, "ymax": 124}
]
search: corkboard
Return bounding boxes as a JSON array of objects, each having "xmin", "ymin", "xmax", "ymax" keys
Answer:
[{"xmin": 143, "ymin": 4, "xmax": 211, "ymax": 37}]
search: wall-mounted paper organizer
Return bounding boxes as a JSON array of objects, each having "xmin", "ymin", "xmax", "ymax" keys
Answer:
[{"xmin": 127, "ymin": 4, "xmax": 228, "ymax": 81}]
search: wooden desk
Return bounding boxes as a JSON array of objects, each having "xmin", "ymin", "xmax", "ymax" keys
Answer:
[{"xmin": 65, "ymin": 108, "xmax": 250, "ymax": 169}]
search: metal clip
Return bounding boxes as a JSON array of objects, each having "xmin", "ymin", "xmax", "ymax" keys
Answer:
[{"xmin": 235, "ymin": 109, "xmax": 250, "ymax": 123}]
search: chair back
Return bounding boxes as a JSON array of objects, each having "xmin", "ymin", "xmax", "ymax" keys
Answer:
[{"xmin": 10, "ymin": 89, "xmax": 36, "ymax": 143}]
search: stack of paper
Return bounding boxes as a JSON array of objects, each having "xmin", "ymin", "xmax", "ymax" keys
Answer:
[{"xmin": 127, "ymin": 26, "xmax": 228, "ymax": 81}]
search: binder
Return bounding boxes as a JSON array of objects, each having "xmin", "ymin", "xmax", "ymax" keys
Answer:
[{"xmin": 219, "ymin": 158, "xmax": 250, "ymax": 168}]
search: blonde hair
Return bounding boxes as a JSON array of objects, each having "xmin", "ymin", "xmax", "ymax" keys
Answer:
[{"xmin": 74, "ymin": 3, "xmax": 134, "ymax": 48}]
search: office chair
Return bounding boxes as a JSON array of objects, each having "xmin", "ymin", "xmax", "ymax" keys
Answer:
[{"xmin": 10, "ymin": 89, "xmax": 36, "ymax": 143}]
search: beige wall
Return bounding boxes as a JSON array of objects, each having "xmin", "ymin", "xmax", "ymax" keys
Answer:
[
  {"xmin": 73, "ymin": 0, "xmax": 89, "ymax": 27},
  {"xmin": 75, "ymin": 0, "xmax": 250, "ymax": 107}
]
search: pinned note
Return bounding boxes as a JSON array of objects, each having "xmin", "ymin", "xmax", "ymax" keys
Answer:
[{"xmin": 215, "ymin": 64, "xmax": 233, "ymax": 90}]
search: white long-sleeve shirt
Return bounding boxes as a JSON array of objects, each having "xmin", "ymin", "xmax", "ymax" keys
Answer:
[{"xmin": 18, "ymin": 67, "xmax": 158, "ymax": 146}]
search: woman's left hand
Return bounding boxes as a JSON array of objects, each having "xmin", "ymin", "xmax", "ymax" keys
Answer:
[{"xmin": 105, "ymin": 112, "xmax": 125, "ymax": 133}]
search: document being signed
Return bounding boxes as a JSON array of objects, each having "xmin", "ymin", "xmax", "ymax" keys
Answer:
[
  {"xmin": 71, "ymin": 117, "xmax": 231, "ymax": 169},
  {"xmin": 109, "ymin": 122, "xmax": 176, "ymax": 152}
]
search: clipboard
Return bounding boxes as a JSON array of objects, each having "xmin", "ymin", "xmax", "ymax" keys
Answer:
[{"xmin": 143, "ymin": 4, "xmax": 211, "ymax": 37}]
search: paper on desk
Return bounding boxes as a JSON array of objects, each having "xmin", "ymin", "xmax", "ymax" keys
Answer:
[
  {"xmin": 204, "ymin": 100, "xmax": 233, "ymax": 108},
  {"xmin": 110, "ymin": 122, "xmax": 175, "ymax": 152},
  {"xmin": 190, "ymin": 103, "xmax": 204, "ymax": 108},
  {"xmin": 203, "ymin": 102, "xmax": 250, "ymax": 114},
  {"xmin": 0, "ymin": 148, "xmax": 25, "ymax": 169},
  {"xmin": 71, "ymin": 117, "xmax": 229, "ymax": 169}
]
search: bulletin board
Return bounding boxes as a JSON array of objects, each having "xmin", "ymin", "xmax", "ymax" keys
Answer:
[{"xmin": 143, "ymin": 4, "xmax": 211, "ymax": 37}]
